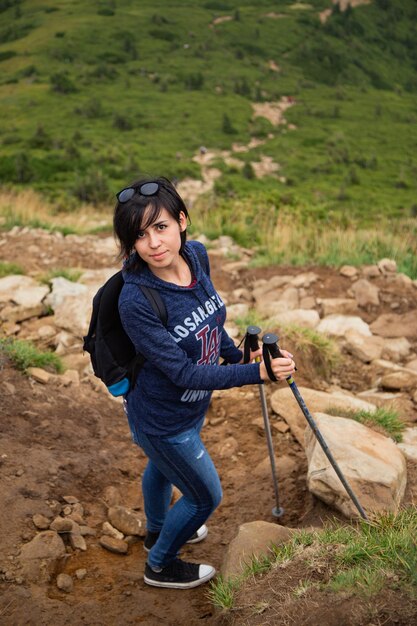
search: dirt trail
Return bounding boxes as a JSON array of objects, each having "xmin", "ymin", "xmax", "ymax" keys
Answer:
[
  {"xmin": 0, "ymin": 230, "xmax": 416, "ymax": 625},
  {"xmin": 177, "ymin": 98, "xmax": 294, "ymax": 205}
]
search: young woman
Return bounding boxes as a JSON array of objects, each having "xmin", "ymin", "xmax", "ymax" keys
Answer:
[{"xmin": 113, "ymin": 177, "xmax": 296, "ymax": 589}]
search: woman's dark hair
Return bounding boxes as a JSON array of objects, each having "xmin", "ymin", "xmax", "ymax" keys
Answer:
[{"xmin": 113, "ymin": 176, "xmax": 189, "ymax": 272}]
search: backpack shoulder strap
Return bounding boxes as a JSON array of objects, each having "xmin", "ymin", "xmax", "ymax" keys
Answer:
[{"xmin": 139, "ymin": 285, "xmax": 168, "ymax": 326}]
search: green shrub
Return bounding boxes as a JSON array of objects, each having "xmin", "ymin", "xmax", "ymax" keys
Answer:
[
  {"xmin": 50, "ymin": 71, "xmax": 77, "ymax": 94},
  {"xmin": 0, "ymin": 50, "xmax": 17, "ymax": 61},
  {"xmin": 71, "ymin": 169, "xmax": 111, "ymax": 204},
  {"xmin": 222, "ymin": 113, "xmax": 237, "ymax": 135},
  {"xmin": 28, "ymin": 125, "xmax": 53, "ymax": 150}
]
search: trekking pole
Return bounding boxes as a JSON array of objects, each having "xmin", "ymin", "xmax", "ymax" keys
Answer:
[
  {"xmin": 245, "ymin": 326, "xmax": 284, "ymax": 519},
  {"xmin": 262, "ymin": 333, "xmax": 369, "ymax": 522}
]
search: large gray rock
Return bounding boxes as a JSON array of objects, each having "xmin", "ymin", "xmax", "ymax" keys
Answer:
[
  {"xmin": 381, "ymin": 368, "xmax": 417, "ymax": 391},
  {"xmin": 381, "ymin": 337, "xmax": 411, "ymax": 362},
  {"xmin": 270, "ymin": 386, "xmax": 376, "ymax": 446},
  {"xmin": 221, "ymin": 521, "xmax": 294, "ymax": 579},
  {"xmin": 344, "ymin": 330, "xmax": 384, "ymax": 363},
  {"xmin": 305, "ymin": 413, "xmax": 407, "ymax": 518},
  {"xmin": 79, "ymin": 268, "xmax": 116, "ymax": 285},
  {"xmin": 289, "ymin": 272, "xmax": 318, "ymax": 288},
  {"xmin": 351, "ymin": 279, "xmax": 380, "ymax": 307},
  {"xmin": 269, "ymin": 309, "xmax": 320, "ymax": 329},
  {"xmin": 0, "ymin": 275, "xmax": 48, "ymax": 306},
  {"xmin": 226, "ymin": 303, "xmax": 249, "ymax": 321},
  {"xmin": 256, "ymin": 286, "xmax": 299, "ymax": 317},
  {"xmin": 0, "ymin": 275, "xmax": 49, "ymax": 322},
  {"xmin": 320, "ymin": 298, "xmax": 359, "ymax": 316},
  {"xmin": 45, "ymin": 278, "xmax": 97, "ymax": 336},
  {"xmin": 317, "ymin": 315, "xmax": 372, "ymax": 338},
  {"xmin": 252, "ymin": 275, "xmax": 293, "ymax": 301},
  {"xmin": 370, "ymin": 312, "xmax": 417, "ymax": 339},
  {"xmin": 19, "ymin": 531, "xmax": 66, "ymax": 583}
]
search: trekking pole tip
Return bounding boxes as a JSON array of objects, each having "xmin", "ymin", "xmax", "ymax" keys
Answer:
[{"xmin": 272, "ymin": 506, "xmax": 284, "ymax": 518}]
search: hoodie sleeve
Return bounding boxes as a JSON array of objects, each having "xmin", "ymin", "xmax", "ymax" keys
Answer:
[
  {"xmin": 119, "ymin": 294, "xmax": 261, "ymax": 390},
  {"xmin": 220, "ymin": 328, "xmax": 243, "ymax": 363}
]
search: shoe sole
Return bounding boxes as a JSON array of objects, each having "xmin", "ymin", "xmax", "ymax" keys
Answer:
[
  {"xmin": 144, "ymin": 526, "xmax": 208, "ymax": 552},
  {"xmin": 144, "ymin": 567, "xmax": 216, "ymax": 589}
]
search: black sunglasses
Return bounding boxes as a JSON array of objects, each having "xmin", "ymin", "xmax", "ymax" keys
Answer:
[{"xmin": 116, "ymin": 181, "xmax": 160, "ymax": 204}]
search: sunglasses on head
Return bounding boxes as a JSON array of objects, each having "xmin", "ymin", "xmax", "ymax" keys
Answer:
[{"xmin": 116, "ymin": 181, "xmax": 160, "ymax": 204}]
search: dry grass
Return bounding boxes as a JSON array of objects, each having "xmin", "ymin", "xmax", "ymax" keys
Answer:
[{"xmin": 0, "ymin": 189, "xmax": 112, "ymax": 233}]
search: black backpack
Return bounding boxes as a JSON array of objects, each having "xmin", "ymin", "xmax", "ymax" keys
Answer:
[{"xmin": 83, "ymin": 250, "xmax": 208, "ymax": 397}]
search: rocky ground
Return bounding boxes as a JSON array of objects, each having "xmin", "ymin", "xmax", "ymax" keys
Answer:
[{"xmin": 0, "ymin": 227, "xmax": 416, "ymax": 625}]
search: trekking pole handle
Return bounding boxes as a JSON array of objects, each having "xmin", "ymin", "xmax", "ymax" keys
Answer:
[
  {"xmin": 263, "ymin": 332, "xmax": 297, "ymax": 374},
  {"xmin": 246, "ymin": 325, "xmax": 261, "ymax": 351},
  {"xmin": 262, "ymin": 333, "xmax": 283, "ymax": 359}
]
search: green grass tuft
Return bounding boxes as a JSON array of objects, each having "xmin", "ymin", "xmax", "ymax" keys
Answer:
[
  {"xmin": 207, "ymin": 575, "xmax": 240, "ymax": 610},
  {"xmin": 0, "ymin": 261, "xmax": 24, "ymax": 277},
  {"xmin": 39, "ymin": 268, "xmax": 82, "ymax": 284},
  {"xmin": 280, "ymin": 324, "xmax": 341, "ymax": 380},
  {"xmin": 326, "ymin": 407, "xmax": 405, "ymax": 442},
  {"xmin": 0, "ymin": 337, "xmax": 63, "ymax": 374},
  {"xmin": 208, "ymin": 508, "xmax": 417, "ymax": 612}
]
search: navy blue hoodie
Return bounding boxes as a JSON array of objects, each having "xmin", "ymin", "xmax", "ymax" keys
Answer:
[{"xmin": 119, "ymin": 240, "xmax": 262, "ymax": 436}]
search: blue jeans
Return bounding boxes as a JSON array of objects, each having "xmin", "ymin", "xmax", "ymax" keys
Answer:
[{"xmin": 133, "ymin": 417, "xmax": 222, "ymax": 569}]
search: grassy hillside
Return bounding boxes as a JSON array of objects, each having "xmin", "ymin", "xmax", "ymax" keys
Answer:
[{"xmin": 0, "ymin": 0, "xmax": 416, "ymax": 274}]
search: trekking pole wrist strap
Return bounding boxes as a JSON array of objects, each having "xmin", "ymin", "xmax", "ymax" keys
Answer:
[{"xmin": 243, "ymin": 333, "xmax": 251, "ymax": 364}]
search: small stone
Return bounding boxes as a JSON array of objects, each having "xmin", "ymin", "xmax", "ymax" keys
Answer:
[
  {"xmin": 209, "ymin": 416, "xmax": 225, "ymax": 426},
  {"xmin": 62, "ymin": 505, "xmax": 72, "ymax": 516},
  {"xmin": 107, "ymin": 506, "xmax": 145, "ymax": 537},
  {"xmin": 27, "ymin": 367, "xmax": 50, "ymax": 384},
  {"xmin": 62, "ymin": 495, "xmax": 79, "ymax": 504},
  {"xmin": 60, "ymin": 370, "xmax": 80, "ymax": 386},
  {"xmin": 15, "ymin": 469, "xmax": 25, "ymax": 477},
  {"xmin": 69, "ymin": 533, "xmax": 87, "ymax": 551},
  {"xmin": 102, "ymin": 521, "xmax": 124, "ymax": 541},
  {"xmin": 275, "ymin": 421, "xmax": 290, "ymax": 433},
  {"xmin": 99, "ymin": 535, "xmax": 128, "ymax": 555},
  {"xmin": 79, "ymin": 526, "xmax": 96, "ymax": 537},
  {"xmin": 124, "ymin": 535, "xmax": 140, "ymax": 546},
  {"xmin": 72, "ymin": 503, "xmax": 84, "ymax": 517},
  {"xmin": 56, "ymin": 573, "xmax": 73, "ymax": 593},
  {"xmin": 75, "ymin": 568, "xmax": 87, "ymax": 580},
  {"xmin": 38, "ymin": 325, "xmax": 56, "ymax": 339},
  {"xmin": 68, "ymin": 513, "xmax": 84, "ymax": 525},
  {"xmin": 32, "ymin": 514, "xmax": 51, "ymax": 530},
  {"xmin": 50, "ymin": 517, "xmax": 73, "ymax": 533},
  {"xmin": 47, "ymin": 500, "xmax": 62, "ymax": 516},
  {"xmin": 340, "ymin": 265, "xmax": 358, "ymax": 278},
  {"xmin": 378, "ymin": 258, "xmax": 397, "ymax": 274}
]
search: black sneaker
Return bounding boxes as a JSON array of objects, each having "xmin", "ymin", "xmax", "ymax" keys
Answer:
[
  {"xmin": 144, "ymin": 524, "xmax": 208, "ymax": 552},
  {"xmin": 144, "ymin": 558, "xmax": 215, "ymax": 589}
]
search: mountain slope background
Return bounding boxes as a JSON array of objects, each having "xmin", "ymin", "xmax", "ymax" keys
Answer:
[{"xmin": 1, "ymin": 0, "xmax": 417, "ymax": 224}]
